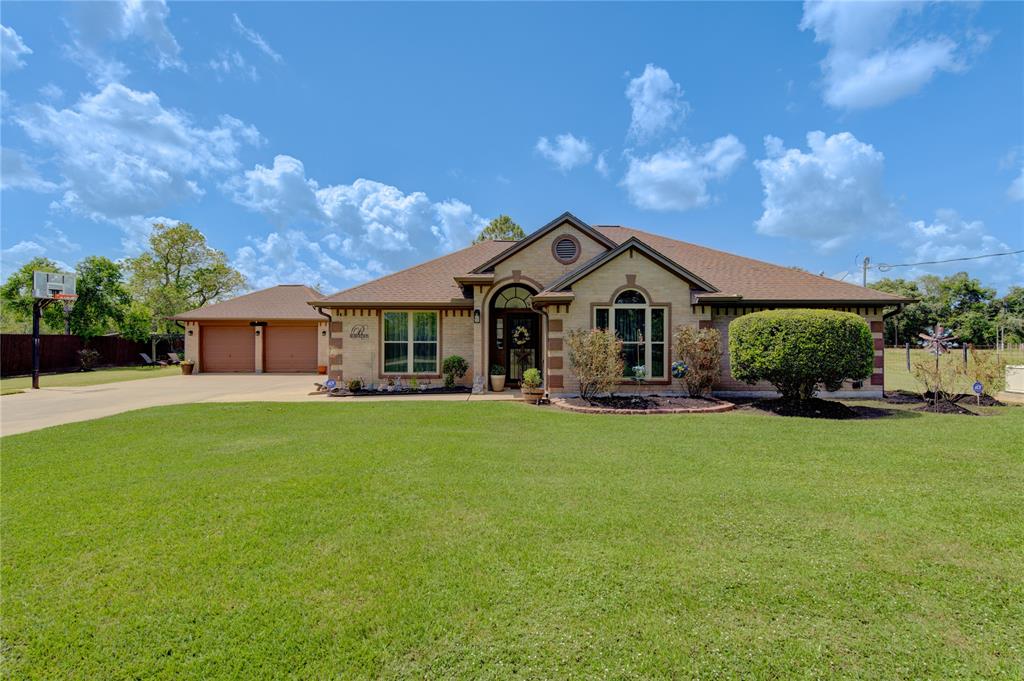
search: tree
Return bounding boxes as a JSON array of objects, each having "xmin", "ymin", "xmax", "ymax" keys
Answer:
[
  {"xmin": 126, "ymin": 222, "xmax": 246, "ymax": 333},
  {"xmin": 69, "ymin": 256, "xmax": 133, "ymax": 339},
  {"xmin": 729, "ymin": 309, "xmax": 874, "ymax": 401},
  {"xmin": 870, "ymin": 278, "xmax": 931, "ymax": 346},
  {"xmin": 473, "ymin": 215, "xmax": 525, "ymax": 243},
  {"xmin": 0, "ymin": 257, "xmax": 67, "ymax": 333}
]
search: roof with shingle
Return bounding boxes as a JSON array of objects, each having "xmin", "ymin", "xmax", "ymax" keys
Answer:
[
  {"xmin": 314, "ymin": 218, "xmax": 912, "ymax": 307},
  {"xmin": 593, "ymin": 226, "xmax": 909, "ymax": 304},
  {"xmin": 317, "ymin": 240, "xmax": 513, "ymax": 305},
  {"xmin": 171, "ymin": 284, "xmax": 325, "ymax": 321}
]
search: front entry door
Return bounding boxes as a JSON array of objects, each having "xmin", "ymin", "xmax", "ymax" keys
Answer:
[{"xmin": 504, "ymin": 313, "xmax": 539, "ymax": 385}]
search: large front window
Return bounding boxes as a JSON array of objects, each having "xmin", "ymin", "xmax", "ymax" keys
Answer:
[
  {"xmin": 594, "ymin": 290, "xmax": 666, "ymax": 379},
  {"xmin": 384, "ymin": 311, "xmax": 438, "ymax": 373}
]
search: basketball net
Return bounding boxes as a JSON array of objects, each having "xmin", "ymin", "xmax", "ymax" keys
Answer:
[{"xmin": 54, "ymin": 293, "xmax": 78, "ymax": 316}]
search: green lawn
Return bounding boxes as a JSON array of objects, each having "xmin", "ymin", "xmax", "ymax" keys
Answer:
[
  {"xmin": 0, "ymin": 364, "xmax": 179, "ymax": 394},
  {"xmin": 885, "ymin": 347, "xmax": 1024, "ymax": 393},
  {"xmin": 3, "ymin": 402, "xmax": 1022, "ymax": 679}
]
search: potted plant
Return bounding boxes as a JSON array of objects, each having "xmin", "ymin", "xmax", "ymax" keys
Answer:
[
  {"xmin": 347, "ymin": 378, "xmax": 362, "ymax": 393},
  {"xmin": 520, "ymin": 367, "xmax": 543, "ymax": 404},
  {"xmin": 180, "ymin": 360, "xmax": 195, "ymax": 375},
  {"xmin": 317, "ymin": 364, "xmax": 328, "ymax": 375},
  {"xmin": 490, "ymin": 364, "xmax": 506, "ymax": 392}
]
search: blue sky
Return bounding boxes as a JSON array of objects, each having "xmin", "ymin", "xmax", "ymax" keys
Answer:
[{"xmin": 1, "ymin": 1, "xmax": 1021, "ymax": 293}]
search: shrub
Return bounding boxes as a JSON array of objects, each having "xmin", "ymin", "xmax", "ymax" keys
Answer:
[
  {"xmin": 729, "ymin": 309, "xmax": 873, "ymax": 400},
  {"xmin": 673, "ymin": 326, "xmax": 722, "ymax": 397},
  {"xmin": 521, "ymin": 368, "xmax": 542, "ymax": 389},
  {"xmin": 911, "ymin": 352, "xmax": 964, "ymax": 405},
  {"xmin": 490, "ymin": 364, "xmax": 504, "ymax": 375},
  {"xmin": 968, "ymin": 346, "xmax": 1005, "ymax": 395},
  {"xmin": 77, "ymin": 349, "xmax": 100, "ymax": 371},
  {"xmin": 347, "ymin": 378, "xmax": 362, "ymax": 392},
  {"xmin": 442, "ymin": 355, "xmax": 469, "ymax": 388},
  {"xmin": 564, "ymin": 328, "xmax": 624, "ymax": 400}
]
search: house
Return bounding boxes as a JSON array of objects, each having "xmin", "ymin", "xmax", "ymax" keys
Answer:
[
  {"xmin": 173, "ymin": 285, "xmax": 329, "ymax": 373},
  {"xmin": 312, "ymin": 212, "xmax": 911, "ymax": 397}
]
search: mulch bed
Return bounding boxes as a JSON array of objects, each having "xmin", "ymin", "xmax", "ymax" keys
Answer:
[
  {"xmin": 744, "ymin": 397, "xmax": 874, "ymax": 420},
  {"xmin": 328, "ymin": 386, "xmax": 471, "ymax": 397},
  {"xmin": 914, "ymin": 400, "xmax": 979, "ymax": 415},
  {"xmin": 552, "ymin": 395, "xmax": 734, "ymax": 415}
]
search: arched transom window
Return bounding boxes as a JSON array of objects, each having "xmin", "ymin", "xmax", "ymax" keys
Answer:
[
  {"xmin": 493, "ymin": 286, "xmax": 533, "ymax": 309},
  {"xmin": 594, "ymin": 289, "xmax": 667, "ymax": 379}
]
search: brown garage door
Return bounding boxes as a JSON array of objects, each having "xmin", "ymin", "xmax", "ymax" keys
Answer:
[
  {"xmin": 264, "ymin": 324, "xmax": 317, "ymax": 373},
  {"xmin": 201, "ymin": 325, "xmax": 255, "ymax": 372}
]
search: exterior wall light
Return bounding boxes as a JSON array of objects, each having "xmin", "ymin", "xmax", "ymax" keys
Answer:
[
  {"xmin": 255, "ymin": 329, "xmax": 261, "ymax": 336},
  {"xmin": 187, "ymin": 329, "xmax": 193, "ymax": 336},
  {"xmin": 473, "ymin": 309, "xmax": 481, "ymax": 324},
  {"xmin": 322, "ymin": 329, "xmax": 327, "ymax": 336}
]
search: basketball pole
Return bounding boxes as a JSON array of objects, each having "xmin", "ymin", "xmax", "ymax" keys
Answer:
[{"xmin": 32, "ymin": 299, "xmax": 44, "ymax": 389}]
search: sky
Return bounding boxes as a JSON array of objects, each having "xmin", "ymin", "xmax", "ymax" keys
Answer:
[{"xmin": 1, "ymin": 1, "xmax": 1022, "ymax": 295}]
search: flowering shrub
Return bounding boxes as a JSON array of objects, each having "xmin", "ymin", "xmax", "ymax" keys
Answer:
[
  {"xmin": 564, "ymin": 328, "xmax": 624, "ymax": 401},
  {"xmin": 673, "ymin": 326, "xmax": 722, "ymax": 397}
]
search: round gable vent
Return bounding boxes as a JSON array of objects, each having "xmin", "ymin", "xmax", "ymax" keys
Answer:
[{"xmin": 553, "ymin": 236, "xmax": 580, "ymax": 264}]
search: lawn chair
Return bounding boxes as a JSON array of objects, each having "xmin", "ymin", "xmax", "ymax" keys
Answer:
[
  {"xmin": 167, "ymin": 352, "xmax": 182, "ymax": 365},
  {"xmin": 140, "ymin": 353, "xmax": 168, "ymax": 366}
]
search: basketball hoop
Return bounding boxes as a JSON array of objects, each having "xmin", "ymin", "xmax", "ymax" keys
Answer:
[{"xmin": 55, "ymin": 293, "xmax": 78, "ymax": 315}]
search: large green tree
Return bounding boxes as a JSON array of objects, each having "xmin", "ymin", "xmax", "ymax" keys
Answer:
[
  {"xmin": 0, "ymin": 257, "xmax": 67, "ymax": 333},
  {"xmin": 473, "ymin": 215, "xmax": 525, "ymax": 243},
  {"xmin": 69, "ymin": 256, "xmax": 133, "ymax": 339},
  {"xmin": 869, "ymin": 278, "xmax": 931, "ymax": 346},
  {"xmin": 126, "ymin": 222, "xmax": 246, "ymax": 333}
]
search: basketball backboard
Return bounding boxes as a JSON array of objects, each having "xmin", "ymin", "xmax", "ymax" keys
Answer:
[{"xmin": 32, "ymin": 271, "xmax": 77, "ymax": 300}]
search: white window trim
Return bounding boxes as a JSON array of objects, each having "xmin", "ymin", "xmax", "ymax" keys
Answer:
[
  {"xmin": 594, "ymin": 298, "xmax": 667, "ymax": 380},
  {"xmin": 382, "ymin": 310, "xmax": 439, "ymax": 374}
]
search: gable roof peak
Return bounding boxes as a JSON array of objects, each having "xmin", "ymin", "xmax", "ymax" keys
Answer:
[{"xmin": 470, "ymin": 210, "xmax": 617, "ymax": 274}]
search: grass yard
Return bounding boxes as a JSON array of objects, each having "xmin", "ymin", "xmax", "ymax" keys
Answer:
[
  {"xmin": 2, "ymin": 402, "xmax": 1022, "ymax": 678},
  {"xmin": 0, "ymin": 364, "xmax": 179, "ymax": 394},
  {"xmin": 884, "ymin": 347, "xmax": 1024, "ymax": 393}
]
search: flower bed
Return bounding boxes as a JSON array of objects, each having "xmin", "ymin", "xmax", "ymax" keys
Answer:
[{"xmin": 550, "ymin": 394, "xmax": 734, "ymax": 415}]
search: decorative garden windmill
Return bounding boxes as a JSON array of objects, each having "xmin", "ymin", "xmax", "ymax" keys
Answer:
[{"xmin": 919, "ymin": 325, "xmax": 957, "ymax": 406}]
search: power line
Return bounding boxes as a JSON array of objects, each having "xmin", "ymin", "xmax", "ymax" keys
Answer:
[{"xmin": 876, "ymin": 249, "xmax": 1024, "ymax": 272}]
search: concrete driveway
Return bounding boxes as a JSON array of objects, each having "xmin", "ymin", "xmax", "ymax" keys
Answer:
[{"xmin": 1, "ymin": 374, "xmax": 325, "ymax": 436}]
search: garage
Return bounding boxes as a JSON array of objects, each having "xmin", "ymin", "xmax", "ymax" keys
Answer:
[
  {"xmin": 201, "ymin": 324, "xmax": 255, "ymax": 373},
  {"xmin": 264, "ymin": 324, "xmax": 317, "ymax": 373},
  {"xmin": 173, "ymin": 285, "xmax": 328, "ymax": 375}
]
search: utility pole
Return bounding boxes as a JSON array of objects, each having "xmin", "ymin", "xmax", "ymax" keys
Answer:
[{"xmin": 862, "ymin": 256, "xmax": 870, "ymax": 287}]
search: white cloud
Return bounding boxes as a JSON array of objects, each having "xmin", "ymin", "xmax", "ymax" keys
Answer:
[
  {"xmin": 1008, "ymin": 167, "xmax": 1024, "ymax": 202},
  {"xmin": 621, "ymin": 134, "xmax": 745, "ymax": 211},
  {"xmin": 109, "ymin": 215, "xmax": 181, "ymax": 255},
  {"xmin": 226, "ymin": 154, "xmax": 488, "ymax": 289},
  {"xmin": 39, "ymin": 83, "xmax": 64, "ymax": 101},
  {"xmin": 0, "ymin": 225, "xmax": 79, "ymax": 277},
  {"xmin": 897, "ymin": 210, "xmax": 1023, "ymax": 287},
  {"xmin": 235, "ymin": 231, "xmax": 378, "ymax": 291},
  {"xmin": 535, "ymin": 133, "xmax": 593, "ymax": 172},
  {"xmin": 595, "ymin": 151, "xmax": 610, "ymax": 178},
  {"xmin": 1, "ymin": 148, "xmax": 60, "ymax": 193},
  {"xmin": 232, "ymin": 14, "xmax": 283, "ymax": 63},
  {"xmin": 625, "ymin": 64, "xmax": 689, "ymax": 143},
  {"xmin": 210, "ymin": 50, "xmax": 258, "ymax": 81},
  {"xmin": 800, "ymin": 1, "xmax": 971, "ymax": 109},
  {"xmin": 754, "ymin": 131, "xmax": 897, "ymax": 251},
  {"xmin": 1, "ymin": 24, "xmax": 32, "ymax": 72},
  {"xmin": 64, "ymin": 0, "xmax": 183, "ymax": 83},
  {"xmin": 15, "ymin": 83, "xmax": 260, "ymax": 219}
]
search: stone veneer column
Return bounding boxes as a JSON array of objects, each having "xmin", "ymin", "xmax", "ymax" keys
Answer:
[
  {"xmin": 329, "ymin": 319, "xmax": 343, "ymax": 381},
  {"xmin": 870, "ymin": 320, "xmax": 885, "ymax": 388},
  {"xmin": 545, "ymin": 313, "xmax": 565, "ymax": 390}
]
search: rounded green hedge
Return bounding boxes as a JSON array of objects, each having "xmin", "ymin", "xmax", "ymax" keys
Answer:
[{"xmin": 729, "ymin": 309, "xmax": 874, "ymax": 400}]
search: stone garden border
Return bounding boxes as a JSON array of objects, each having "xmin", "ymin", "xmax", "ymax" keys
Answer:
[{"xmin": 549, "ymin": 396, "xmax": 735, "ymax": 415}]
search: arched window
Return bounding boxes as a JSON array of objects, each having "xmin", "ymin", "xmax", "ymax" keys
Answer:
[
  {"xmin": 594, "ymin": 289, "xmax": 667, "ymax": 379},
  {"xmin": 493, "ymin": 286, "xmax": 533, "ymax": 309}
]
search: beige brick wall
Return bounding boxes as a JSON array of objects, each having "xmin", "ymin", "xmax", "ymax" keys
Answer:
[
  {"xmin": 327, "ymin": 308, "xmax": 474, "ymax": 388},
  {"xmin": 493, "ymin": 222, "xmax": 610, "ymax": 289},
  {"xmin": 183, "ymin": 322, "xmax": 200, "ymax": 368},
  {"xmin": 548, "ymin": 248, "xmax": 699, "ymax": 394}
]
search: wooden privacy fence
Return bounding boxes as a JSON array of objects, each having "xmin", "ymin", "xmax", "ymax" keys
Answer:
[{"xmin": 0, "ymin": 335, "xmax": 165, "ymax": 377}]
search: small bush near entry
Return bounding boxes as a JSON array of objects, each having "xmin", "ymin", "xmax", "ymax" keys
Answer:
[
  {"xmin": 442, "ymin": 355, "xmax": 469, "ymax": 388},
  {"xmin": 564, "ymin": 328, "xmax": 624, "ymax": 401},
  {"xmin": 729, "ymin": 309, "xmax": 873, "ymax": 400},
  {"xmin": 673, "ymin": 326, "xmax": 722, "ymax": 397},
  {"xmin": 522, "ymin": 368, "xmax": 542, "ymax": 389},
  {"xmin": 77, "ymin": 349, "xmax": 100, "ymax": 371}
]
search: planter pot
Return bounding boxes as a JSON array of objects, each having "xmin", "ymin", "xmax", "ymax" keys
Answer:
[
  {"xmin": 181, "ymin": 363, "xmax": 194, "ymax": 375},
  {"xmin": 490, "ymin": 374, "xmax": 506, "ymax": 392},
  {"xmin": 317, "ymin": 365, "xmax": 328, "ymax": 375},
  {"xmin": 521, "ymin": 386, "xmax": 544, "ymax": 404}
]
